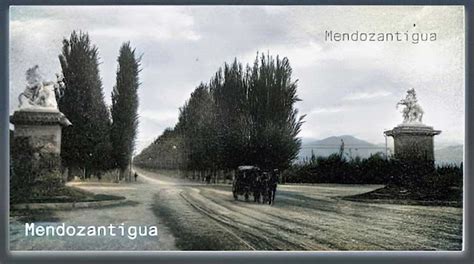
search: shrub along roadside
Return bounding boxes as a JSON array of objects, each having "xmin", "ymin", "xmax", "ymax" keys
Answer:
[{"xmin": 282, "ymin": 153, "xmax": 462, "ymax": 193}]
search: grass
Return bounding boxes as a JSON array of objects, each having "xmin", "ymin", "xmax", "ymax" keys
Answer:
[
  {"xmin": 11, "ymin": 185, "xmax": 125, "ymax": 204},
  {"xmin": 343, "ymin": 185, "xmax": 462, "ymax": 207}
]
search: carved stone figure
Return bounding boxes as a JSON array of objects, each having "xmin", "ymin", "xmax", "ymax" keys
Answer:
[
  {"xmin": 385, "ymin": 88, "xmax": 440, "ymax": 163},
  {"xmin": 18, "ymin": 65, "xmax": 65, "ymax": 111},
  {"xmin": 396, "ymin": 88, "xmax": 424, "ymax": 124}
]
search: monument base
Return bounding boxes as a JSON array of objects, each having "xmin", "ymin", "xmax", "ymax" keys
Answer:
[
  {"xmin": 10, "ymin": 110, "xmax": 71, "ymax": 200},
  {"xmin": 384, "ymin": 124, "xmax": 441, "ymax": 162}
]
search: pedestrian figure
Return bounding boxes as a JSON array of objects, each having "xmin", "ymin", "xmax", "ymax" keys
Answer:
[
  {"xmin": 268, "ymin": 169, "xmax": 279, "ymax": 205},
  {"xmin": 260, "ymin": 172, "xmax": 270, "ymax": 204},
  {"xmin": 134, "ymin": 172, "xmax": 138, "ymax": 182},
  {"xmin": 253, "ymin": 173, "xmax": 262, "ymax": 203}
]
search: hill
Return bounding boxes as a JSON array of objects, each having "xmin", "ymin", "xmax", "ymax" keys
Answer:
[
  {"xmin": 298, "ymin": 135, "xmax": 463, "ymax": 165},
  {"xmin": 435, "ymin": 145, "xmax": 463, "ymax": 165},
  {"xmin": 298, "ymin": 135, "xmax": 386, "ymax": 161}
]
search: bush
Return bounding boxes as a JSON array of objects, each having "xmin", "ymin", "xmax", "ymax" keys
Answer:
[
  {"xmin": 10, "ymin": 137, "xmax": 36, "ymax": 203},
  {"xmin": 282, "ymin": 154, "xmax": 462, "ymax": 190},
  {"xmin": 10, "ymin": 137, "xmax": 64, "ymax": 203}
]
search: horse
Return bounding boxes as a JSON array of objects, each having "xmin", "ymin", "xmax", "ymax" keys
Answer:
[
  {"xmin": 34, "ymin": 81, "xmax": 58, "ymax": 109},
  {"xmin": 18, "ymin": 65, "xmax": 63, "ymax": 110},
  {"xmin": 400, "ymin": 103, "xmax": 424, "ymax": 123},
  {"xmin": 397, "ymin": 89, "xmax": 424, "ymax": 124}
]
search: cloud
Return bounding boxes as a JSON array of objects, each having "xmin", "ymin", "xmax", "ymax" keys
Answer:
[
  {"xmin": 308, "ymin": 106, "xmax": 346, "ymax": 115},
  {"xmin": 342, "ymin": 91, "xmax": 392, "ymax": 101},
  {"xmin": 86, "ymin": 7, "xmax": 201, "ymax": 42},
  {"xmin": 246, "ymin": 41, "xmax": 324, "ymax": 69},
  {"xmin": 9, "ymin": 6, "xmax": 465, "ymax": 153},
  {"xmin": 139, "ymin": 109, "xmax": 180, "ymax": 124},
  {"xmin": 90, "ymin": 27, "xmax": 201, "ymax": 42}
]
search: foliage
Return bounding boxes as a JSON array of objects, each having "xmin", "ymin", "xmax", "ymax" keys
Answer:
[
  {"xmin": 210, "ymin": 60, "xmax": 248, "ymax": 170},
  {"xmin": 110, "ymin": 42, "xmax": 141, "ymax": 173},
  {"xmin": 10, "ymin": 137, "xmax": 64, "ymax": 203},
  {"xmin": 177, "ymin": 83, "xmax": 218, "ymax": 172},
  {"xmin": 134, "ymin": 53, "xmax": 304, "ymax": 175},
  {"xmin": 246, "ymin": 54, "xmax": 304, "ymax": 170},
  {"xmin": 58, "ymin": 31, "xmax": 112, "ymax": 176},
  {"xmin": 282, "ymin": 152, "xmax": 463, "ymax": 190},
  {"xmin": 134, "ymin": 128, "xmax": 185, "ymax": 169},
  {"xmin": 10, "ymin": 137, "xmax": 36, "ymax": 203}
]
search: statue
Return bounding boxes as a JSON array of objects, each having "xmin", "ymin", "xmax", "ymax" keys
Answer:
[
  {"xmin": 385, "ymin": 88, "xmax": 440, "ymax": 163},
  {"xmin": 10, "ymin": 66, "xmax": 72, "ymax": 199},
  {"xmin": 18, "ymin": 65, "xmax": 65, "ymax": 111},
  {"xmin": 396, "ymin": 88, "xmax": 424, "ymax": 124}
]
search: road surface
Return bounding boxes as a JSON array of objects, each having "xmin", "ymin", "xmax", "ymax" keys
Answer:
[
  {"xmin": 9, "ymin": 168, "xmax": 463, "ymax": 251},
  {"xmin": 138, "ymin": 168, "xmax": 462, "ymax": 251}
]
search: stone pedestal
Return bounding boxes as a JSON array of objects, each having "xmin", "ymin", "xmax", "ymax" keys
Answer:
[
  {"xmin": 10, "ymin": 110, "xmax": 71, "ymax": 153},
  {"xmin": 10, "ymin": 110, "xmax": 71, "ymax": 198},
  {"xmin": 384, "ymin": 124, "xmax": 441, "ymax": 162}
]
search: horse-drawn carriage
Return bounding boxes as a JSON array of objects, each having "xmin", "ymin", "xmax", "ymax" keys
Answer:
[
  {"xmin": 232, "ymin": 165, "xmax": 258, "ymax": 201},
  {"xmin": 232, "ymin": 165, "xmax": 278, "ymax": 204}
]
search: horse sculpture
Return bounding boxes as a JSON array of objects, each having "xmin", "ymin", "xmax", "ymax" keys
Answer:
[
  {"xmin": 396, "ymin": 88, "xmax": 424, "ymax": 124},
  {"xmin": 18, "ymin": 65, "xmax": 65, "ymax": 110}
]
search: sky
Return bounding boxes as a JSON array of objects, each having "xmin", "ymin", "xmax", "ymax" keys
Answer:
[{"xmin": 9, "ymin": 6, "xmax": 465, "ymax": 153}]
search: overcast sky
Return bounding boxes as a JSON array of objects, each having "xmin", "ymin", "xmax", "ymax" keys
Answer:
[{"xmin": 10, "ymin": 6, "xmax": 465, "ymax": 152}]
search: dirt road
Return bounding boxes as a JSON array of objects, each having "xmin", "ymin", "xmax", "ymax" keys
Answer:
[
  {"xmin": 9, "ymin": 168, "xmax": 462, "ymax": 251},
  {"xmin": 138, "ymin": 168, "xmax": 463, "ymax": 251},
  {"xmin": 9, "ymin": 179, "xmax": 177, "ymax": 250}
]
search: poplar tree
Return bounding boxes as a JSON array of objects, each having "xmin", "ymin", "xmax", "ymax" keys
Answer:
[
  {"xmin": 210, "ymin": 60, "xmax": 249, "ymax": 170},
  {"xmin": 58, "ymin": 31, "xmax": 112, "ymax": 178},
  {"xmin": 247, "ymin": 54, "xmax": 305, "ymax": 170},
  {"xmin": 177, "ymin": 84, "xmax": 218, "ymax": 173},
  {"xmin": 110, "ymin": 42, "xmax": 141, "ymax": 180}
]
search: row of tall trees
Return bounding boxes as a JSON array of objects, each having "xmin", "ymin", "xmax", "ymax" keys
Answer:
[
  {"xmin": 135, "ymin": 53, "xmax": 304, "ymax": 176},
  {"xmin": 58, "ymin": 31, "xmax": 140, "ymax": 179},
  {"xmin": 133, "ymin": 128, "xmax": 184, "ymax": 170}
]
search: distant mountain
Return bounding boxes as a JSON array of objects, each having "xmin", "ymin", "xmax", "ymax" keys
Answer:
[
  {"xmin": 298, "ymin": 135, "xmax": 386, "ymax": 161},
  {"xmin": 435, "ymin": 145, "xmax": 463, "ymax": 165},
  {"xmin": 298, "ymin": 135, "xmax": 463, "ymax": 165}
]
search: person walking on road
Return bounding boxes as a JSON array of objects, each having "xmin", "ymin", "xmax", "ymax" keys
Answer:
[{"xmin": 269, "ymin": 169, "xmax": 279, "ymax": 205}]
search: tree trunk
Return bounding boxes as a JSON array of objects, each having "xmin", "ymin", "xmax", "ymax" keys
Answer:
[{"xmin": 119, "ymin": 169, "xmax": 125, "ymax": 182}]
